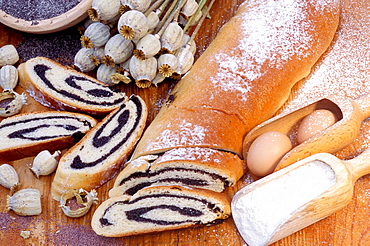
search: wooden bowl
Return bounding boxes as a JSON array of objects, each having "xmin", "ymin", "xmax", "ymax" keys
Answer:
[{"xmin": 0, "ymin": 0, "xmax": 92, "ymax": 34}]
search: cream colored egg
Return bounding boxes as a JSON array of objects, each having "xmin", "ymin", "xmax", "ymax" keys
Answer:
[
  {"xmin": 297, "ymin": 109, "xmax": 337, "ymax": 144},
  {"xmin": 247, "ymin": 131, "xmax": 292, "ymax": 177}
]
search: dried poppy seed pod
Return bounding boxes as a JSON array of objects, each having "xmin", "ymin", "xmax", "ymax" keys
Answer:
[
  {"xmin": 110, "ymin": 59, "xmax": 132, "ymax": 85},
  {"xmin": 7, "ymin": 188, "xmax": 42, "ymax": 216},
  {"xmin": 0, "ymin": 45, "xmax": 19, "ymax": 67},
  {"xmin": 78, "ymin": 18, "xmax": 94, "ymax": 34},
  {"xmin": 181, "ymin": 0, "xmax": 199, "ymax": 18},
  {"xmin": 180, "ymin": 33, "xmax": 190, "ymax": 46},
  {"xmin": 83, "ymin": 18, "xmax": 96, "ymax": 29},
  {"xmin": 60, "ymin": 188, "xmax": 98, "ymax": 218},
  {"xmin": 152, "ymin": 72, "xmax": 166, "ymax": 86},
  {"xmin": 90, "ymin": 47, "xmax": 105, "ymax": 66},
  {"xmin": 73, "ymin": 48, "xmax": 96, "ymax": 73},
  {"xmin": 146, "ymin": 10, "xmax": 160, "ymax": 31},
  {"xmin": 88, "ymin": 0, "xmax": 121, "ymax": 22},
  {"xmin": 120, "ymin": 58, "xmax": 131, "ymax": 72},
  {"xmin": 157, "ymin": 53, "xmax": 179, "ymax": 78},
  {"xmin": 29, "ymin": 150, "xmax": 61, "ymax": 178},
  {"xmin": 160, "ymin": 22, "xmax": 184, "ymax": 54},
  {"xmin": 0, "ymin": 164, "xmax": 20, "ymax": 192},
  {"xmin": 119, "ymin": 0, "xmax": 151, "ymax": 13},
  {"xmin": 111, "ymin": 70, "xmax": 132, "ymax": 84},
  {"xmin": 111, "ymin": 65, "xmax": 132, "ymax": 84},
  {"xmin": 0, "ymin": 65, "xmax": 19, "ymax": 90},
  {"xmin": 118, "ymin": 10, "xmax": 149, "ymax": 40},
  {"xmin": 97, "ymin": 64, "xmax": 119, "ymax": 86},
  {"xmin": 188, "ymin": 39, "xmax": 197, "ymax": 55},
  {"xmin": 81, "ymin": 22, "xmax": 111, "ymax": 49},
  {"xmin": 0, "ymin": 90, "xmax": 27, "ymax": 117},
  {"xmin": 187, "ymin": 9, "xmax": 202, "ymax": 26},
  {"xmin": 93, "ymin": 46, "xmax": 106, "ymax": 60},
  {"xmin": 129, "ymin": 56, "xmax": 157, "ymax": 88},
  {"xmin": 107, "ymin": 15, "xmax": 122, "ymax": 27},
  {"xmin": 133, "ymin": 34, "xmax": 161, "ymax": 60},
  {"xmin": 180, "ymin": 34, "xmax": 197, "ymax": 55},
  {"xmin": 102, "ymin": 34, "xmax": 134, "ymax": 67},
  {"xmin": 173, "ymin": 45, "xmax": 194, "ymax": 78}
]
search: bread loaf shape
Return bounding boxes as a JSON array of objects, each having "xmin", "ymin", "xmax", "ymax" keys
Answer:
[
  {"xmin": 51, "ymin": 95, "xmax": 147, "ymax": 200},
  {"xmin": 131, "ymin": 0, "xmax": 341, "ymax": 159},
  {"xmin": 109, "ymin": 147, "xmax": 244, "ymax": 197},
  {"xmin": 91, "ymin": 185, "xmax": 231, "ymax": 237},
  {"xmin": 18, "ymin": 57, "xmax": 127, "ymax": 116},
  {"xmin": 0, "ymin": 111, "xmax": 97, "ymax": 162}
]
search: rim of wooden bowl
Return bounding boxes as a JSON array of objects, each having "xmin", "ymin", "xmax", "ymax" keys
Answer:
[{"xmin": 0, "ymin": 0, "xmax": 93, "ymax": 34}]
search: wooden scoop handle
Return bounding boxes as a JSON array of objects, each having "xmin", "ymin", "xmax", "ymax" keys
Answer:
[
  {"xmin": 353, "ymin": 92, "xmax": 370, "ymax": 119},
  {"xmin": 343, "ymin": 146, "xmax": 370, "ymax": 181}
]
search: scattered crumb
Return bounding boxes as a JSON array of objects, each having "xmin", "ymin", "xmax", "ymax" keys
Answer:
[{"xmin": 20, "ymin": 230, "xmax": 31, "ymax": 239}]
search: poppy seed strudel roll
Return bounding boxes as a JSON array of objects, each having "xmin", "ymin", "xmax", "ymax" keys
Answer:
[
  {"xmin": 0, "ymin": 111, "xmax": 97, "ymax": 162},
  {"xmin": 91, "ymin": 185, "xmax": 231, "ymax": 237},
  {"xmin": 18, "ymin": 57, "xmax": 127, "ymax": 116},
  {"xmin": 130, "ymin": 0, "xmax": 340, "ymax": 159},
  {"xmin": 109, "ymin": 147, "xmax": 245, "ymax": 197},
  {"xmin": 51, "ymin": 95, "xmax": 148, "ymax": 200}
]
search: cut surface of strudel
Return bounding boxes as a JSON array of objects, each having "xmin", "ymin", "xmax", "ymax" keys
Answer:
[
  {"xmin": 51, "ymin": 95, "xmax": 148, "ymax": 200},
  {"xmin": 0, "ymin": 110, "xmax": 97, "ymax": 162}
]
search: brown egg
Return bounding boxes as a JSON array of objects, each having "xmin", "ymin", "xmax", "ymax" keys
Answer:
[
  {"xmin": 297, "ymin": 109, "xmax": 337, "ymax": 144},
  {"xmin": 246, "ymin": 131, "xmax": 292, "ymax": 177}
]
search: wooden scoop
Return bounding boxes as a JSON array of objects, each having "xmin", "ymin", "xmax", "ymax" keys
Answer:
[
  {"xmin": 243, "ymin": 93, "xmax": 370, "ymax": 173},
  {"xmin": 0, "ymin": 0, "xmax": 92, "ymax": 34},
  {"xmin": 231, "ymin": 147, "xmax": 370, "ymax": 246}
]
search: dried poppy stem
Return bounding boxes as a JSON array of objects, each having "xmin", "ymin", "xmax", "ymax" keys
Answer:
[
  {"xmin": 171, "ymin": 0, "xmax": 187, "ymax": 23},
  {"xmin": 185, "ymin": 0, "xmax": 216, "ymax": 43},
  {"xmin": 154, "ymin": 0, "xmax": 185, "ymax": 35},
  {"xmin": 144, "ymin": 0, "xmax": 166, "ymax": 16}
]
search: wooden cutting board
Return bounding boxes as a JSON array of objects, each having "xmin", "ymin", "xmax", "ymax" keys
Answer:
[{"xmin": 0, "ymin": 0, "xmax": 369, "ymax": 245}]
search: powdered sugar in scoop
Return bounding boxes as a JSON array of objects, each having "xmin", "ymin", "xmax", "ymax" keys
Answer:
[{"xmin": 233, "ymin": 160, "xmax": 336, "ymax": 246}]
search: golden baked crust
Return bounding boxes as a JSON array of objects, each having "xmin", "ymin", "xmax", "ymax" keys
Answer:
[{"xmin": 132, "ymin": 0, "xmax": 341, "ymax": 159}]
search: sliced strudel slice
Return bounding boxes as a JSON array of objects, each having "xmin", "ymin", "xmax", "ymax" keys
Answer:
[
  {"xmin": 0, "ymin": 111, "xmax": 97, "ymax": 162},
  {"xmin": 92, "ymin": 185, "xmax": 231, "ymax": 237},
  {"xmin": 18, "ymin": 57, "xmax": 127, "ymax": 116},
  {"xmin": 51, "ymin": 95, "xmax": 148, "ymax": 200},
  {"xmin": 109, "ymin": 147, "xmax": 245, "ymax": 197}
]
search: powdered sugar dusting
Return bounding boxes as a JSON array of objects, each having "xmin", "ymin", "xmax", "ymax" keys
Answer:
[
  {"xmin": 160, "ymin": 147, "xmax": 224, "ymax": 163},
  {"xmin": 212, "ymin": 52, "xmax": 254, "ymax": 97},
  {"xmin": 238, "ymin": 0, "xmax": 312, "ymax": 67},
  {"xmin": 148, "ymin": 120, "xmax": 207, "ymax": 150},
  {"xmin": 211, "ymin": 0, "xmax": 331, "ymax": 101},
  {"xmin": 281, "ymin": 0, "xmax": 370, "ymax": 113}
]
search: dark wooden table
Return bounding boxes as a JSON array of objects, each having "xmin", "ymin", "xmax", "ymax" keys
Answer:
[{"xmin": 0, "ymin": 0, "xmax": 369, "ymax": 245}]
